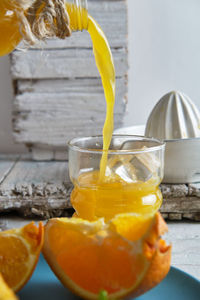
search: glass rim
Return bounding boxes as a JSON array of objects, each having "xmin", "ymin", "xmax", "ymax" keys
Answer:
[{"xmin": 67, "ymin": 135, "xmax": 165, "ymax": 155}]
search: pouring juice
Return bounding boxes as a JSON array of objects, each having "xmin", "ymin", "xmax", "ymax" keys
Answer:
[
  {"xmin": 65, "ymin": 3, "xmax": 165, "ymax": 220},
  {"xmin": 0, "ymin": 1, "xmax": 164, "ymax": 221}
]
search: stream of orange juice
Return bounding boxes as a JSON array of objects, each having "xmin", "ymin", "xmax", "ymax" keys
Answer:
[
  {"xmin": 68, "ymin": 8, "xmax": 162, "ymax": 220},
  {"xmin": 87, "ymin": 15, "xmax": 115, "ymax": 181},
  {"xmin": 66, "ymin": 3, "xmax": 115, "ymax": 180},
  {"xmin": 0, "ymin": 3, "xmax": 162, "ymax": 220}
]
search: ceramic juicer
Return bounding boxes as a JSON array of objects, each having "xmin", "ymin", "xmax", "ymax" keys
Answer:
[{"xmin": 145, "ymin": 91, "xmax": 200, "ymax": 183}]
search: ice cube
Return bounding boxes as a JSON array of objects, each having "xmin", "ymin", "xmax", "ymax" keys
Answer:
[
  {"xmin": 135, "ymin": 149, "xmax": 160, "ymax": 174},
  {"xmin": 129, "ymin": 156, "xmax": 153, "ymax": 182},
  {"xmin": 114, "ymin": 162, "xmax": 137, "ymax": 183},
  {"xmin": 105, "ymin": 155, "xmax": 137, "ymax": 183},
  {"xmin": 120, "ymin": 142, "xmax": 160, "ymax": 181},
  {"xmin": 105, "ymin": 138, "xmax": 161, "ymax": 183}
]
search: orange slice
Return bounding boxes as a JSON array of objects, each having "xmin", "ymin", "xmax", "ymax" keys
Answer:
[
  {"xmin": 0, "ymin": 222, "xmax": 44, "ymax": 292},
  {"xmin": 43, "ymin": 216, "xmax": 155, "ymax": 299},
  {"xmin": 0, "ymin": 273, "xmax": 18, "ymax": 300}
]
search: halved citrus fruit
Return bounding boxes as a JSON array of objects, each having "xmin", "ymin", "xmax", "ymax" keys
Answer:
[
  {"xmin": 43, "ymin": 213, "xmax": 171, "ymax": 299},
  {"xmin": 0, "ymin": 222, "xmax": 44, "ymax": 293},
  {"xmin": 0, "ymin": 273, "xmax": 18, "ymax": 300}
]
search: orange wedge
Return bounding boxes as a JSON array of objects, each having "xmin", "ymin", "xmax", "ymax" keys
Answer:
[
  {"xmin": 0, "ymin": 273, "xmax": 18, "ymax": 300},
  {"xmin": 43, "ymin": 213, "xmax": 171, "ymax": 299},
  {"xmin": 0, "ymin": 222, "xmax": 44, "ymax": 293}
]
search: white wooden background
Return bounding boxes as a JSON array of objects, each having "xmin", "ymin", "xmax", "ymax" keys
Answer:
[{"xmin": 10, "ymin": 0, "xmax": 128, "ymax": 159}]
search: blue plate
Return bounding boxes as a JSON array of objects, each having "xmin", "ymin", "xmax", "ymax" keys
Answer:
[{"xmin": 18, "ymin": 255, "xmax": 200, "ymax": 300}]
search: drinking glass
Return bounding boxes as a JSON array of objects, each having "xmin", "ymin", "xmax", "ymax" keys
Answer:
[{"xmin": 68, "ymin": 135, "xmax": 165, "ymax": 221}]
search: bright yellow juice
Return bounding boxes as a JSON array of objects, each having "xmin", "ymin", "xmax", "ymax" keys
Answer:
[
  {"xmin": 66, "ymin": 3, "xmax": 116, "ymax": 180},
  {"xmin": 66, "ymin": 3, "xmax": 115, "ymax": 181},
  {"xmin": 71, "ymin": 171, "xmax": 162, "ymax": 221},
  {"xmin": 87, "ymin": 15, "xmax": 115, "ymax": 181}
]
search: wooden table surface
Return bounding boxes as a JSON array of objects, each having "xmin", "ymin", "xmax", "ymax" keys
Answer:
[
  {"xmin": 0, "ymin": 156, "xmax": 200, "ymax": 221},
  {"xmin": 0, "ymin": 216, "xmax": 200, "ymax": 280}
]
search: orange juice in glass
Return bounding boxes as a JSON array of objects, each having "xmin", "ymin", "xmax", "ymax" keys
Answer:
[{"xmin": 68, "ymin": 135, "xmax": 165, "ymax": 221}]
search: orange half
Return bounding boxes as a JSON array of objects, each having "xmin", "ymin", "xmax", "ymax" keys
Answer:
[
  {"xmin": 43, "ymin": 213, "xmax": 171, "ymax": 299},
  {"xmin": 42, "ymin": 216, "xmax": 156, "ymax": 299},
  {"xmin": 0, "ymin": 222, "xmax": 44, "ymax": 292}
]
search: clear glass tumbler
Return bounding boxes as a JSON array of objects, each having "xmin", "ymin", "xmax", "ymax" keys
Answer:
[{"xmin": 68, "ymin": 135, "xmax": 165, "ymax": 221}]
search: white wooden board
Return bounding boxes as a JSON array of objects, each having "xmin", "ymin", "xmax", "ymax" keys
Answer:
[
  {"xmin": 0, "ymin": 160, "xmax": 72, "ymax": 218},
  {"xmin": 13, "ymin": 78, "xmax": 126, "ymax": 146},
  {"xmin": 17, "ymin": 78, "xmax": 127, "ymax": 94},
  {"xmin": 11, "ymin": 48, "xmax": 127, "ymax": 79},
  {"xmin": 0, "ymin": 161, "xmax": 16, "ymax": 184},
  {"xmin": 10, "ymin": 0, "xmax": 128, "ymax": 155}
]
